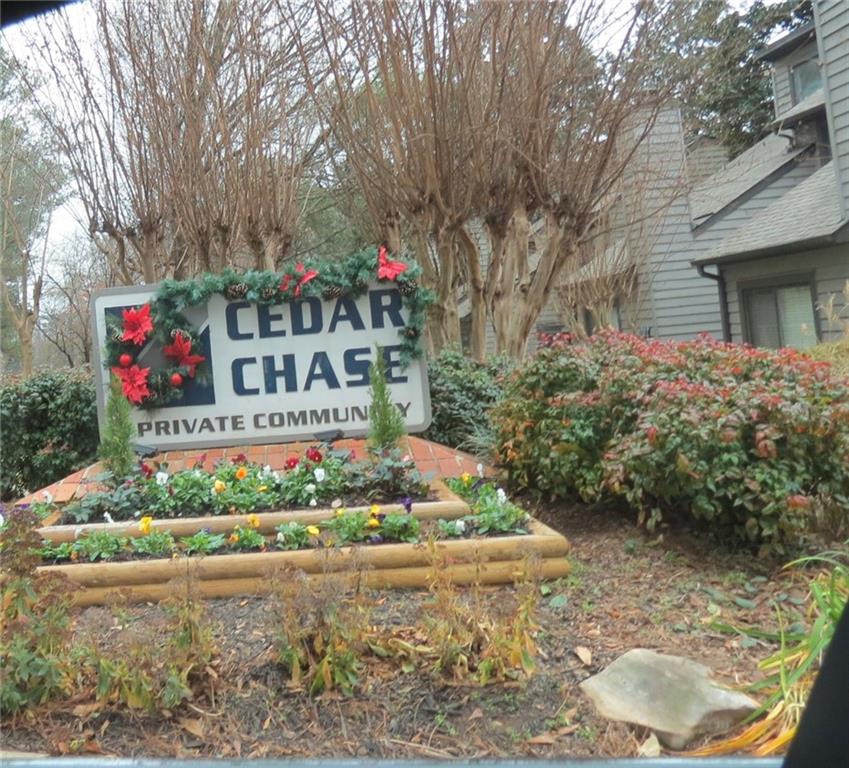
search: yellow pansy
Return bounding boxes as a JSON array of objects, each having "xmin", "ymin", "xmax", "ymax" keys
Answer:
[
  {"xmin": 336, "ymin": 508, "xmax": 347, "ymax": 517},
  {"xmin": 460, "ymin": 472, "xmax": 472, "ymax": 485},
  {"xmin": 228, "ymin": 529, "xmax": 240, "ymax": 544},
  {"xmin": 213, "ymin": 479, "xmax": 226, "ymax": 494},
  {"xmin": 369, "ymin": 504, "xmax": 380, "ymax": 517},
  {"xmin": 138, "ymin": 516, "xmax": 154, "ymax": 535},
  {"xmin": 235, "ymin": 466, "xmax": 248, "ymax": 481},
  {"xmin": 306, "ymin": 525, "xmax": 320, "ymax": 536},
  {"xmin": 367, "ymin": 518, "xmax": 380, "ymax": 528},
  {"xmin": 258, "ymin": 485, "xmax": 268, "ymax": 492},
  {"xmin": 246, "ymin": 514, "xmax": 260, "ymax": 529}
]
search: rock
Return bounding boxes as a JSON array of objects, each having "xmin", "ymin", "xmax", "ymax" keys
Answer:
[{"xmin": 579, "ymin": 648, "xmax": 758, "ymax": 749}]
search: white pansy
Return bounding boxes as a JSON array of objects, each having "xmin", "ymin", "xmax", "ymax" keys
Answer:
[
  {"xmin": 262, "ymin": 464, "xmax": 273, "ymax": 476},
  {"xmin": 103, "ymin": 512, "xmax": 114, "ymax": 524},
  {"xmin": 305, "ymin": 483, "xmax": 316, "ymax": 494},
  {"xmin": 134, "ymin": 510, "xmax": 141, "ymax": 518},
  {"xmin": 276, "ymin": 532, "xmax": 285, "ymax": 543},
  {"xmin": 43, "ymin": 490, "xmax": 53, "ymax": 504},
  {"xmin": 455, "ymin": 519, "xmax": 466, "ymax": 534},
  {"xmin": 331, "ymin": 498, "xmax": 342, "ymax": 509},
  {"xmin": 155, "ymin": 471, "xmax": 169, "ymax": 486},
  {"xmin": 314, "ymin": 467, "xmax": 326, "ymax": 483},
  {"xmin": 309, "ymin": 498, "xmax": 318, "ymax": 507},
  {"xmin": 0, "ymin": 511, "xmax": 5, "ymax": 527},
  {"xmin": 476, "ymin": 463, "xmax": 484, "ymax": 478},
  {"xmin": 496, "ymin": 488, "xmax": 507, "ymax": 505}
]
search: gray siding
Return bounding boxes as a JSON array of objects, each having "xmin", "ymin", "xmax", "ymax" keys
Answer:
[
  {"xmin": 723, "ymin": 245, "xmax": 849, "ymax": 343},
  {"xmin": 623, "ymin": 111, "xmax": 820, "ymax": 342},
  {"xmin": 816, "ymin": 0, "xmax": 849, "ymax": 219},
  {"xmin": 772, "ymin": 39, "xmax": 820, "ymax": 117}
]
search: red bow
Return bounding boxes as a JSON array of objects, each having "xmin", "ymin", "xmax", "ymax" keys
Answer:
[{"xmin": 377, "ymin": 246, "xmax": 407, "ymax": 281}]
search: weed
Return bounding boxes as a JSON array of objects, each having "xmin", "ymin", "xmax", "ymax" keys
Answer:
[
  {"xmin": 0, "ymin": 508, "xmax": 75, "ymax": 714},
  {"xmin": 270, "ymin": 571, "xmax": 372, "ymax": 696}
]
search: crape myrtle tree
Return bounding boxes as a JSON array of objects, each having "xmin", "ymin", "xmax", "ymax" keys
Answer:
[
  {"xmin": 21, "ymin": 0, "xmax": 324, "ymax": 284},
  {"xmin": 292, "ymin": 0, "xmax": 699, "ymax": 360}
]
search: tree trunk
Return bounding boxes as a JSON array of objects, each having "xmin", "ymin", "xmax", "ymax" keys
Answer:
[
  {"xmin": 458, "ymin": 225, "xmax": 486, "ymax": 361},
  {"xmin": 429, "ymin": 228, "xmax": 460, "ymax": 354},
  {"xmin": 490, "ymin": 206, "xmax": 529, "ymax": 356},
  {"xmin": 505, "ymin": 219, "xmax": 574, "ymax": 360},
  {"xmin": 18, "ymin": 326, "xmax": 33, "ymax": 378}
]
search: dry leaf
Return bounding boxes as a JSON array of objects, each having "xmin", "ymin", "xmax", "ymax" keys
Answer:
[
  {"xmin": 574, "ymin": 646, "xmax": 592, "ymax": 665},
  {"xmin": 526, "ymin": 733, "xmax": 557, "ymax": 745},
  {"xmin": 72, "ymin": 702, "xmax": 101, "ymax": 718},
  {"xmin": 178, "ymin": 717, "xmax": 205, "ymax": 739},
  {"xmin": 468, "ymin": 708, "xmax": 484, "ymax": 721}
]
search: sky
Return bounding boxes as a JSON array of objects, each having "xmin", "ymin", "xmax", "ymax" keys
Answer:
[{"xmin": 1, "ymin": 0, "xmax": 798, "ymax": 258}]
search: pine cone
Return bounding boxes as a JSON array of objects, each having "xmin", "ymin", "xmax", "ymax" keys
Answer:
[
  {"xmin": 260, "ymin": 286, "xmax": 278, "ymax": 300},
  {"xmin": 403, "ymin": 325, "xmax": 420, "ymax": 339},
  {"xmin": 111, "ymin": 327, "xmax": 124, "ymax": 341},
  {"xmin": 398, "ymin": 279, "xmax": 418, "ymax": 296},
  {"xmin": 170, "ymin": 328, "xmax": 190, "ymax": 340},
  {"xmin": 226, "ymin": 282, "xmax": 248, "ymax": 300},
  {"xmin": 322, "ymin": 284, "xmax": 344, "ymax": 300}
]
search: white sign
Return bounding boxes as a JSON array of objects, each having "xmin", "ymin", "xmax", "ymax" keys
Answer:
[{"xmin": 91, "ymin": 284, "xmax": 431, "ymax": 450}]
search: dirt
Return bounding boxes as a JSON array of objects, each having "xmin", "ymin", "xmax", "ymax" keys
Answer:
[{"xmin": 3, "ymin": 501, "xmax": 810, "ymax": 759}]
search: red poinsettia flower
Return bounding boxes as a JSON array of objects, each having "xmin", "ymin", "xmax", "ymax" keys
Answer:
[
  {"xmin": 121, "ymin": 303, "xmax": 154, "ymax": 346},
  {"xmin": 294, "ymin": 268, "xmax": 319, "ymax": 297},
  {"xmin": 163, "ymin": 331, "xmax": 206, "ymax": 377},
  {"xmin": 111, "ymin": 364, "xmax": 151, "ymax": 404},
  {"xmin": 306, "ymin": 447, "xmax": 322, "ymax": 463},
  {"xmin": 377, "ymin": 245, "xmax": 408, "ymax": 281},
  {"xmin": 285, "ymin": 456, "xmax": 299, "ymax": 470}
]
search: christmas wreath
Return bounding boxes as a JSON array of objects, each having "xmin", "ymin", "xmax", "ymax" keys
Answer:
[{"xmin": 104, "ymin": 245, "xmax": 430, "ymax": 409}]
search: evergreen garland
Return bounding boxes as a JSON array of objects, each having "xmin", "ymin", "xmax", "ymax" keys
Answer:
[{"xmin": 103, "ymin": 246, "xmax": 432, "ymax": 409}]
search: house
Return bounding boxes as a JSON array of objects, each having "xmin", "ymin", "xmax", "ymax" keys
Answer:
[
  {"xmin": 462, "ymin": 2, "xmax": 848, "ymax": 354},
  {"xmin": 691, "ymin": 4, "xmax": 849, "ymax": 349}
]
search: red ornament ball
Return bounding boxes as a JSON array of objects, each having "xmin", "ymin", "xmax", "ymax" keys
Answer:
[
  {"xmin": 170, "ymin": 372, "xmax": 184, "ymax": 387},
  {"xmin": 119, "ymin": 353, "xmax": 133, "ymax": 368}
]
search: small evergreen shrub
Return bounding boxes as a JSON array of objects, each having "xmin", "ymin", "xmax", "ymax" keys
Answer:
[
  {"xmin": 99, "ymin": 375, "xmax": 137, "ymax": 483},
  {"xmin": 367, "ymin": 348, "xmax": 405, "ymax": 454},
  {"xmin": 492, "ymin": 331, "xmax": 849, "ymax": 551},
  {"xmin": 423, "ymin": 347, "xmax": 511, "ymax": 450},
  {"xmin": 0, "ymin": 369, "xmax": 98, "ymax": 500}
]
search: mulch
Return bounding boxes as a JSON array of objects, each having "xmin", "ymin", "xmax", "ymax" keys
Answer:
[{"xmin": 2, "ymin": 499, "xmax": 814, "ymax": 759}]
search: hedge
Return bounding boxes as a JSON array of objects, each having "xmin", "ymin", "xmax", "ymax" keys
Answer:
[{"xmin": 0, "ymin": 369, "xmax": 100, "ymax": 501}]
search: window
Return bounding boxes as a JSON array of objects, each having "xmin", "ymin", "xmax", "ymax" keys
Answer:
[
  {"xmin": 742, "ymin": 280, "xmax": 818, "ymax": 349},
  {"xmin": 791, "ymin": 58, "xmax": 821, "ymax": 103}
]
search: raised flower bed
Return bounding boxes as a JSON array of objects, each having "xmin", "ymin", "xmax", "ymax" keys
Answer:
[{"xmin": 24, "ymin": 452, "xmax": 570, "ymax": 606}]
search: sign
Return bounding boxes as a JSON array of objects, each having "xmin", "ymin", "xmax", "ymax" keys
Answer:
[{"xmin": 91, "ymin": 283, "xmax": 431, "ymax": 450}]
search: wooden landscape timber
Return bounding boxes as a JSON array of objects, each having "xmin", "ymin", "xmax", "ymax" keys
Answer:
[
  {"xmin": 36, "ymin": 481, "xmax": 468, "ymax": 543},
  {"xmin": 36, "ymin": 518, "xmax": 571, "ymax": 607},
  {"xmin": 32, "ymin": 481, "xmax": 571, "ymax": 606}
]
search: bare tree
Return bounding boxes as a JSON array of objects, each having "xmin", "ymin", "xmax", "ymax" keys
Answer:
[
  {"xmin": 0, "ymin": 49, "xmax": 66, "ymax": 376},
  {"xmin": 37, "ymin": 236, "xmax": 115, "ymax": 367},
  {"xmin": 294, "ymin": 0, "xmax": 696, "ymax": 359},
  {"xmin": 20, "ymin": 0, "xmax": 322, "ymax": 283}
]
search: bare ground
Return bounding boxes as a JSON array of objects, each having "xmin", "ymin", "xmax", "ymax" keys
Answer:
[{"xmin": 3, "ymin": 501, "xmax": 810, "ymax": 759}]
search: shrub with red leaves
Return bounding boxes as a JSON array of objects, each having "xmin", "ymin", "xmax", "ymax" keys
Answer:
[{"xmin": 492, "ymin": 331, "xmax": 849, "ymax": 551}]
